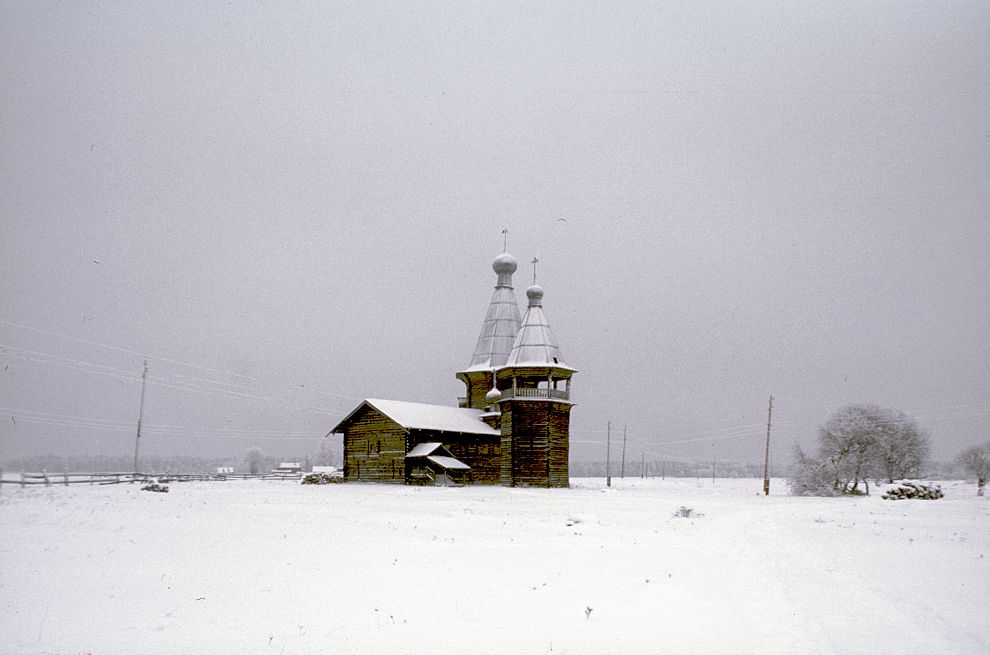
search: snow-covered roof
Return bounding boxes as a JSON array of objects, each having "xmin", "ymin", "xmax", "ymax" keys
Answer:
[
  {"xmin": 406, "ymin": 442, "xmax": 445, "ymax": 457},
  {"xmin": 331, "ymin": 399, "xmax": 499, "ymax": 436},
  {"xmin": 462, "ymin": 253, "xmax": 522, "ymax": 371},
  {"xmin": 503, "ymin": 285, "xmax": 570, "ymax": 368},
  {"xmin": 426, "ymin": 455, "xmax": 472, "ymax": 471}
]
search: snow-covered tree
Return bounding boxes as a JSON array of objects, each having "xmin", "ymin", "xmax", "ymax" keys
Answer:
[
  {"xmin": 315, "ymin": 437, "xmax": 334, "ymax": 467},
  {"xmin": 792, "ymin": 404, "xmax": 931, "ymax": 496},
  {"xmin": 245, "ymin": 447, "xmax": 263, "ymax": 475},
  {"xmin": 817, "ymin": 405, "xmax": 878, "ymax": 494},
  {"xmin": 869, "ymin": 408, "xmax": 929, "ymax": 483},
  {"xmin": 787, "ymin": 445, "xmax": 837, "ymax": 496},
  {"xmin": 956, "ymin": 442, "xmax": 990, "ymax": 496}
]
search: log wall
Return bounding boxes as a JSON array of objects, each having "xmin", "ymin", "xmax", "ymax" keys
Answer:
[
  {"xmin": 407, "ymin": 430, "xmax": 502, "ymax": 485},
  {"xmin": 500, "ymin": 400, "xmax": 571, "ymax": 487},
  {"xmin": 457, "ymin": 371, "xmax": 501, "ymax": 411},
  {"xmin": 342, "ymin": 406, "xmax": 407, "ymax": 483}
]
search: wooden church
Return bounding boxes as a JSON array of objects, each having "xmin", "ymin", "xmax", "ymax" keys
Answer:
[{"xmin": 329, "ymin": 251, "xmax": 575, "ymax": 487}]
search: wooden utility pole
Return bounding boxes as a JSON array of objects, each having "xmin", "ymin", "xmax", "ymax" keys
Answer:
[
  {"xmin": 133, "ymin": 360, "xmax": 148, "ymax": 473},
  {"xmin": 762, "ymin": 395, "xmax": 774, "ymax": 495},
  {"xmin": 641, "ymin": 452, "xmax": 645, "ymax": 479},
  {"xmin": 620, "ymin": 424, "xmax": 627, "ymax": 478},
  {"xmin": 606, "ymin": 421, "xmax": 612, "ymax": 487}
]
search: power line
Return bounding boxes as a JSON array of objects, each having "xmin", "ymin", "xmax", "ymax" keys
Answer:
[
  {"xmin": 8, "ymin": 415, "xmax": 325, "ymax": 440},
  {"xmin": 0, "ymin": 319, "xmax": 363, "ymax": 401},
  {"xmin": 0, "ymin": 343, "xmax": 344, "ymax": 416}
]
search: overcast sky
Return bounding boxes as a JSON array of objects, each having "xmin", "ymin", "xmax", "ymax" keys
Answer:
[{"xmin": 2, "ymin": 1, "xmax": 988, "ymax": 468}]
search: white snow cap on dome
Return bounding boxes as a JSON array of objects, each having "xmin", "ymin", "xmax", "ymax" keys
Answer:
[
  {"xmin": 464, "ymin": 252, "xmax": 522, "ymax": 371},
  {"xmin": 504, "ymin": 284, "xmax": 568, "ymax": 367}
]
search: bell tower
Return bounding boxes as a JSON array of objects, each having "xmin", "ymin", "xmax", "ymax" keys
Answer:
[{"xmin": 495, "ymin": 279, "xmax": 575, "ymax": 488}]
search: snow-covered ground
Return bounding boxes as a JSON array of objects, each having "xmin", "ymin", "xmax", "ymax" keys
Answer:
[{"xmin": 2, "ymin": 478, "xmax": 987, "ymax": 654}]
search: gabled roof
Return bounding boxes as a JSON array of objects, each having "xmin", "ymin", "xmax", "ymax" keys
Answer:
[
  {"xmin": 426, "ymin": 455, "xmax": 471, "ymax": 471},
  {"xmin": 405, "ymin": 444, "xmax": 472, "ymax": 470},
  {"xmin": 330, "ymin": 399, "xmax": 499, "ymax": 436},
  {"xmin": 406, "ymin": 442, "xmax": 446, "ymax": 457}
]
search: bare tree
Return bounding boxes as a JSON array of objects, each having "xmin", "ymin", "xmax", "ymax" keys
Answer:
[
  {"xmin": 956, "ymin": 442, "xmax": 990, "ymax": 496},
  {"xmin": 245, "ymin": 447, "xmax": 263, "ymax": 475},
  {"xmin": 818, "ymin": 405, "xmax": 879, "ymax": 494},
  {"xmin": 869, "ymin": 408, "xmax": 929, "ymax": 483},
  {"xmin": 787, "ymin": 445, "xmax": 837, "ymax": 496},
  {"xmin": 794, "ymin": 404, "xmax": 931, "ymax": 496}
]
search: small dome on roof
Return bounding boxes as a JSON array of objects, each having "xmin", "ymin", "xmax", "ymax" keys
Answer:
[
  {"xmin": 493, "ymin": 253, "xmax": 518, "ymax": 275},
  {"xmin": 526, "ymin": 285, "xmax": 544, "ymax": 306},
  {"xmin": 485, "ymin": 387, "xmax": 501, "ymax": 403}
]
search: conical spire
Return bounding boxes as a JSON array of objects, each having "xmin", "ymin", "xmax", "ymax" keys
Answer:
[
  {"xmin": 464, "ymin": 253, "xmax": 522, "ymax": 370},
  {"xmin": 504, "ymin": 284, "xmax": 567, "ymax": 367}
]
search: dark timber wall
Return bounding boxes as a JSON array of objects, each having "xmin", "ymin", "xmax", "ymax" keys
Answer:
[
  {"xmin": 500, "ymin": 400, "xmax": 570, "ymax": 487},
  {"xmin": 457, "ymin": 371, "xmax": 500, "ymax": 411},
  {"xmin": 341, "ymin": 406, "xmax": 407, "ymax": 483},
  {"xmin": 407, "ymin": 429, "xmax": 502, "ymax": 484},
  {"xmin": 447, "ymin": 438, "xmax": 502, "ymax": 484},
  {"xmin": 340, "ymin": 410, "xmax": 503, "ymax": 485}
]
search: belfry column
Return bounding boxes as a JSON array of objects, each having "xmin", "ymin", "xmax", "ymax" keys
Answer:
[{"xmin": 496, "ymin": 282, "xmax": 576, "ymax": 488}]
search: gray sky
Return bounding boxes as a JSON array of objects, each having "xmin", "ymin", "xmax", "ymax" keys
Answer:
[{"xmin": 2, "ymin": 1, "xmax": 988, "ymax": 467}]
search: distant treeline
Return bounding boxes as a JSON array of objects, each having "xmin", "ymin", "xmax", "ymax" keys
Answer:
[
  {"xmin": 570, "ymin": 459, "xmax": 968, "ymax": 479},
  {"xmin": 569, "ymin": 460, "xmax": 789, "ymax": 479},
  {"xmin": 3, "ymin": 454, "xmax": 968, "ymax": 480}
]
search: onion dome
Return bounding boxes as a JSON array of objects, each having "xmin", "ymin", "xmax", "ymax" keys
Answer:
[
  {"xmin": 464, "ymin": 253, "xmax": 522, "ymax": 370},
  {"xmin": 493, "ymin": 253, "xmax": 518, "ymax": 277}
]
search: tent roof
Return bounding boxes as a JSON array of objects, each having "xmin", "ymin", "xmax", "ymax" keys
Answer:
[
  {"xmin": 504, "ymin": 285, "xmax": 570, "ymax": 368},
  {"xmin": 462, "ymin": 253, "xmax": 522, "ymax": 372}
]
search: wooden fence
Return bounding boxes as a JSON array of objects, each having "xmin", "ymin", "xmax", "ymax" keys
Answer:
[{"xmin": 0, "ymin": 469, "xmax": 304, "ymax": 492}]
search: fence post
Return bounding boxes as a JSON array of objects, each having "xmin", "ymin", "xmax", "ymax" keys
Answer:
[
  {"xmin": 42, "ymin": 469, "xmax": 50, "ymax": 487},
  {"xmin": 0, "ymin": 467, "xmax": 3, "ymax": 496},
  {"xmin": 63, "ymin": 468, "xmax": 69, "ymax": 487},
  {"xmin": 21, "ymin": 471, "xmax": 25, "ymax": 488}
]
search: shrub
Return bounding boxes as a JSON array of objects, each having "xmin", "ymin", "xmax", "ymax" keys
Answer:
[
  {"xmin": 788, "ymin": 446, "xmax": 839, "ymax": 497},
  {"xmin": 141, "ymin": 482, "xmax": 169, "ymax": 493},
  {"xmin": 673, "ymin": 506, "xmax": 702, "ymax": 518}
]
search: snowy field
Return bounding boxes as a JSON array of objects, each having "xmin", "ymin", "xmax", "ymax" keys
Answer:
[{"xmin": 2, "ymin": 478, "xmax": 987, "ymax": 654}]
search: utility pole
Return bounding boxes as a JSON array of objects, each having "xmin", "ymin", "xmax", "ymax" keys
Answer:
[
  {"xmin": 712, "ymin": 443, "xmax": 716, "ymax": 484},
  {"xmin": 620, "ymin": 424, "xmax": 627, "ymax": 478},
  {"xmin": 606, "ymin": 421, "xmax": 612, "ymax": 487},
  {"xmin": 641, "ymin": 452, "xmax": 645, "ymax": 479},
  {"xmin": 133, "ymin": 360, "xmax": 148, "ymax": 473},
  {"xmin": 763, "ymin": 395, "xmax": 774, "ymax": 495}
]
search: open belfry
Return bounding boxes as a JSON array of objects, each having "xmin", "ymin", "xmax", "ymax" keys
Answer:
[{"xmin": 330, "ymin": 249, "xmax": 575, "ymax": 487}]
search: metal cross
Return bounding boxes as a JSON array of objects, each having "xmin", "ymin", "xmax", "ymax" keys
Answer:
[
  {"xmin": 502, "ymin": 227, "xmax": 508, "ymax": 252},
  {"xmin": 531, "ymin": 256, "xmax": 539, "ymax": 284}
]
